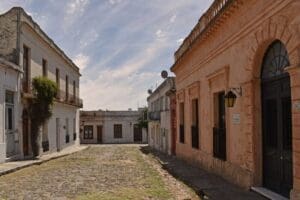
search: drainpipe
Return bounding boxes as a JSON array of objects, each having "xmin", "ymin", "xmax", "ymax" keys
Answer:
[{"xmin": 16, "ymin": 8, "xmax": 21, "ymax": 66}]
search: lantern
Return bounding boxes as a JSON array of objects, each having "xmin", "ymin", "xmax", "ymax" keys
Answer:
[{"xmin": 225, "ymin": 91, "xmax": 237, "ymax": 108}]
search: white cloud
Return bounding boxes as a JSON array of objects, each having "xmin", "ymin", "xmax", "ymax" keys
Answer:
[
  {"xmin": 64, "ymin": 0, "xmax": 89, "ymax": 28},
  {"xmin": 79, "ymin": 29, "xmax": 99, "ymax": 48},
  {"xmin": 177, "ymin": 38, "xmax": 184, "ymax": 44},
  {"xmin": 156, "ymin": 29, "xmax": 165, "ymax": 38},
  {"xmin": 66, "ymin": 0, "xmax": 89, "ymax": 15},
  {"xmin": 81, "ymin": 71, "xmax": 159, "ymax": 110},
  {"xmin": 108, "ymin": 0, "xmax": 122, "ymax": 5},
  {"xmin": 0, "ymin": 2, "xmax": 16, "ymax": 13},
  {"xmin": 170, "ymin": 14, "xmax": 176, "ymax": 23},
  {"xmin": 81, "ymin": 37, "xmax": 169, "ymax": 110},
  {"xmin": 73, "ymin": 54, "xmax": 90, "ymax": 71},
  {"xmin": 3, "ymin": 0, "xmax": 214, "ymax": 110}
]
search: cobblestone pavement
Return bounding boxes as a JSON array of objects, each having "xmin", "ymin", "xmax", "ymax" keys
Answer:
[
  {"xmin": 0, "ymin": 145, "xmax": 199, "ymax": 200},
  {"xmin": 144, "ymin": 147, "xmax": 267, "ymax": 200},
  {"xmin": 0, "ymin": 145, "xmax": 87, "ymax": 176}
]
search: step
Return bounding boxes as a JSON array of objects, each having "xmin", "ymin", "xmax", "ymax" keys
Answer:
[{"xmin": 251, "ymin": 187, "xmax": 289, "ymax": 200}]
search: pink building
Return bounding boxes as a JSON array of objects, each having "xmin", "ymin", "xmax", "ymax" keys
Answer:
[{"xmin": 171, "ymin": 0, "xmax": 300, "ymax": 199}]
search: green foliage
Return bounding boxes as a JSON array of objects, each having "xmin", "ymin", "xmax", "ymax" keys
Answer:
[
  {"xmin": 137, "ymin": 108, "xmax": 148, "ymax": 129},
  {"xmin": 29, "ymin": 77, "xmax": 58, "ymax": 156},
  {"xmin": 32, "ymin": 76, "xmax": 58, "ymax": 105}
]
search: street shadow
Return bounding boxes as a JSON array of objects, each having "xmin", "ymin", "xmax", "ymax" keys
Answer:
[
  {"xmin": 139, "ymin": 146, "xmax": 209, "ymax": 199},
  {"xmin": 139, "ymin": 146, "xmax": 267, "ymax": 200}
]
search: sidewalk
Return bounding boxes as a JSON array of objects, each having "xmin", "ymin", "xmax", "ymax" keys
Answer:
[
  {"xmin": 141, "ymin": 147, "xmax": 267, "ymax": 200},
  {"xmin": 0, "ymin": 145, "xmax": 88, "ymax": 176}
]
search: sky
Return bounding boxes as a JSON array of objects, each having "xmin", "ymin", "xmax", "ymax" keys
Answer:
[{"xmin": 0, "ymin": 0, "xmax": 213, "ymax": 110}]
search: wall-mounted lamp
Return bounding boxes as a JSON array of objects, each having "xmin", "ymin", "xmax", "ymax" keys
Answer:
[
  {"xmin": 230, "ymin": 87, "xmax": 242, "ymax": 97},
  {"xmin": 225, "ymin": 87, "xmax": 242, "ymax": 108}
]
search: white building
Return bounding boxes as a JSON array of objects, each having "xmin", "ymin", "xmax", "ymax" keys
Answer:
[
  {"xmin": 80, "ymin": 110, "xmax": 147, "ymax": 144},
  {"xmin": 0, "ymin": 59, "xmax": 22, "ymax": 163},
  {"xmin": 147, "ymin": 77, "xmax": 176, "ymax": 155},
  {"xmin": 0, "ymin": 7, "xmax": 82, "ymax": 161}
]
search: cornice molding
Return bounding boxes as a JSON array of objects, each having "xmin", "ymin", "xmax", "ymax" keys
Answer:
[{"xmin": 173, "ymin": 0, "xmax": 295, "ymax": 83}]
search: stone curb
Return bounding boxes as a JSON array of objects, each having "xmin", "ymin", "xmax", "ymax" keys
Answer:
[{"xmin": 0, "ymin": 146, "xmax": 89, "ymax": 177}]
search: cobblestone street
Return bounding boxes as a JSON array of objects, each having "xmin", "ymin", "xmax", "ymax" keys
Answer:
[{"xmin": 0, "ymin": 145, "xmax": 199, "ymax": 200}]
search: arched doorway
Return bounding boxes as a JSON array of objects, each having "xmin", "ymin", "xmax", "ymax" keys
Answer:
[{"xmin": 261, "ymin": 40, "xmax": 293, "ymax": 197}]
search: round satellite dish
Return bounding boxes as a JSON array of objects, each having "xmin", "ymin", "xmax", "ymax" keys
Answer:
[
  {"xmin": 161, "ymin": 70, "xmax": 168, "ymax": 79},
  {"xmin": 148, "ymin": 89, "xmax": 152, "ymax": 94}
]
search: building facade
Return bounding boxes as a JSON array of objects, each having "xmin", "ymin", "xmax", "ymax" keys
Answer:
[
  {"xmin": 0, "ymin": 7, "xmax": 82, "ymax": 161},
  {"xmin": 80, "ymin": 110, "xmax": 147, "ymax": 144},
  {"xmin": 171, "ymin": 0, "xmax": 300, "ymax": 199},
  {"xmin": 0, "ymin": 58, "xmax": 22, "ymax": 162},
  {"xmin": 147, "ymin": 77, "xmax": 176, "ymax": 155}
]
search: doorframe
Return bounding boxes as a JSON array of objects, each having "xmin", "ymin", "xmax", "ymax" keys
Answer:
[
  {"xmin": 133, "ymin": 124, "xmax": 143, "ymax": 143},
  {"xmin": 261, "ymin": 73, "xmax": 292, "ymax": 194},
  {"xmin": 22, "ymin": 109, "xmax": 30, "ymax": 157},
  {"xmin": 56, "ymin": 118, "xmax": 60, "ymax": 151},
  {"xmin": 251, "ymin": 40, "xmax": 295, "ymax": 195},
  {"xmin": 97, "ymin": 125, "xmax": 102, "ymax": 144}
]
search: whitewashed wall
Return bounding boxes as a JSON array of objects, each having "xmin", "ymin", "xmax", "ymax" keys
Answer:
[
  {"xmin": 80, "ymin": 110, "xmax": 147, "ymax": 144},
  {"xmin": 18, "ymin": 23, "xmax": 81, "ymax": 155},
  {"xmin": 80, "ymin": 119, "xmax": 104, "ymax": 144},
  {"xmin": 0, "ymin": 64, "xmax": 21, "ymax": 163},
  {"xmin": 147, "ymin": 78, "xmax": 174, "ymax": 155},
  {"xmin": 47, "ymin": 103, "xmax": 79, "ymax": 152},
  {"xmin": 103, "ymin": 117, "xmax": 136, "ymax": 144}
]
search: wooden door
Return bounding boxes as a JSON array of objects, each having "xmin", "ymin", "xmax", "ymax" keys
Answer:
[
  {"xmin": 261, "ymin": 40, "xmax": 293, "ymax": 198},
  {"xmin": 134, "ymin": 125, "xmax": 142, "ymax": 142},
  {"xmin": 56, "ymin": 118, "xmax": 61, "ymax": 151},
  {"xmin": 171, "ymin": 101, "xmax": 177, "ymax": 155},
  {"xmin": 22, "ymin": 116, "xmax": 29, "ymax": 156},
  {"xmin": 6, "ymin": 104, "xmax": 15, "ymax": 156},
  {"xmin": 262, "ymin": 76, "xmax": 292, "ymax": 197},
  {"xmin": 213, "ymin": 92, "xmax": 226, "ymax": 160},
  {"xmin": 97, "ymin": 126, "xmax": 102, "ymax": 144}
]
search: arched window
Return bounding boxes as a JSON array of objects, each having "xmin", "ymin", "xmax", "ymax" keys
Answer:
[{"xmin": 261, "ymin": 40, "xmax": 290, "ymax": 80}]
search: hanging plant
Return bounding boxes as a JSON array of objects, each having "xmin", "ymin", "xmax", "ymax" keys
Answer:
[{"xmin": 29, "ymin": 77, "xmax": 58, "ymax": 157}]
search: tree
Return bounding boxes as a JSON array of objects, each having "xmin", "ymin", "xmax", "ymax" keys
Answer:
[
  {"xmin": 29, "ymin": 77, "xmax": 58, "ymax": 157},
  {"xmin": 137, "ymin": 108, "xmax": 148, "ymax": 130}
]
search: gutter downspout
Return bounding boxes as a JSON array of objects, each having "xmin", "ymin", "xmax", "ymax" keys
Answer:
[{"xmin": 16, "ymin": 8, "xmax": 21, "ymax": 66}]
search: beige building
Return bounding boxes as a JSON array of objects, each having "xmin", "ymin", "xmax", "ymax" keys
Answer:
[
  {"xmin": 80, "ymin": 110, "xmax": 147, "ymax": 144},
  {"xmin": 0, "ymin": 7, "xmax": 82, "ymax": 160},
  {"xmin": 170, "ymin": 0, "xmax": 300, "ymax": 199},
  {"xmin": 147, "ymin": 77, "xmax": 176, "ymax": 155}
]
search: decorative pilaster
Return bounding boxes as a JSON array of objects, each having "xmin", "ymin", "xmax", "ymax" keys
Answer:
[{"xmin": 286, "ymin": 65, "xmax": 300, "ymax": 199}]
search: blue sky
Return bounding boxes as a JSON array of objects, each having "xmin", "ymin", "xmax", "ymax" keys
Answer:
[{"xmin": 0, "ymin": 0, "xmax": 213, "ymax": 110}]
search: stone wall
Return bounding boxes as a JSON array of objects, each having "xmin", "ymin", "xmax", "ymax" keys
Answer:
[{"xmin": 0, "ymin": 8, "xmax": 19, "ymax": 64}]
